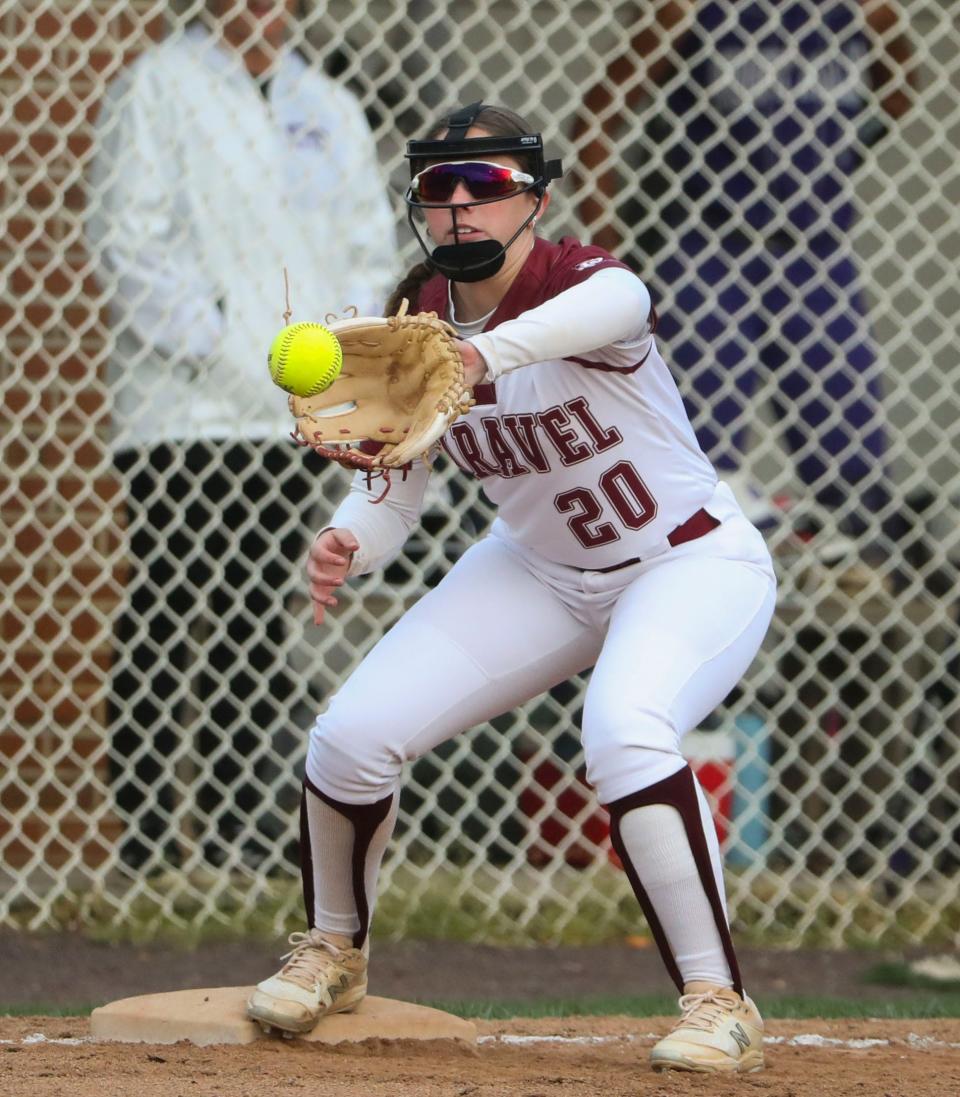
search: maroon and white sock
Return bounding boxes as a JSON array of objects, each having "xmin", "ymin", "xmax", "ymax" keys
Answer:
[
  {"xmin": 605, "ymin": 765, "xmax": 743, "ymax": 996},
  {"xmin": 300, "ymin": 776, "xmax": 397, "ymax": 949}
]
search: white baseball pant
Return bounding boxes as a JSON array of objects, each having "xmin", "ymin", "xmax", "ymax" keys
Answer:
[{"xmin": 306, "ymin": 496, "xmax": 776, "ymax": 807}]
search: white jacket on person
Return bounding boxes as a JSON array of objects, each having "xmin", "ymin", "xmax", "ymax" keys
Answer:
[{"xmin": 86, "ymin": 24, "xmax": 398, "ymax": 450}]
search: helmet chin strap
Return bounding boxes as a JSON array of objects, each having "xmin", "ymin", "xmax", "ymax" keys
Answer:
[{"xmin": 408, "ymin": 194, "xmax": 545, "ymax": 284}]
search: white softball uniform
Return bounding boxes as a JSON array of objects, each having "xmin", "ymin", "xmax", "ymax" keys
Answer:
[{"xmin": 308, "ymin": 237, "xmax": 776, "ymax": 806}]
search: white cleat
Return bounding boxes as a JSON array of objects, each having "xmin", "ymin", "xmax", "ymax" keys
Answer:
[
  {"xmin": 651, "ymin": 984, "xmax": 764, "ymax": 1074},
  {"xmin": 247, "ymin": 929, "xmax": 368, "ymax": 1035}
]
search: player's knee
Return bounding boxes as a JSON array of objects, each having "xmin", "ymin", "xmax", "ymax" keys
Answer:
[
  {"xmin": 581, "ymin": 712, "xmax": 682, "ymax": 804},
  {"xmin": 582, "ymin": 701, "xmax": 680, "ymax": 759},
  {"xmin": 306, "ymin": 711, "xmax": 402, "ymax": 803}
]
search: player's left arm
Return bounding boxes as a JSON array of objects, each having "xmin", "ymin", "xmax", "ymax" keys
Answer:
[
  {"xmin": 859, "ymin": 0, "xmax": 921, "ymax": 121},
  {"xmin": 464, "ymin": 267, "xmax": 652, "ymax": 382}
]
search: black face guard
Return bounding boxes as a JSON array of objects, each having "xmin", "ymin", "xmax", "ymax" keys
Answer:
[{"xmin": 404, "ymin": 101, "xmax": 563, "ymax": 283}]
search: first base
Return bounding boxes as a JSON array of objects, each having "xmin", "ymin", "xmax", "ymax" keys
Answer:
[{"xmin": 90, "ymin": 987, "xmax": 476, "ymax": 1047}]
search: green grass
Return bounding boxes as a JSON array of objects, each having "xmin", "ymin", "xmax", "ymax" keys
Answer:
[
  {"xmin": 8, "ymin": 863, "xmax": 958, "ymax": 951},
  {"xmin": 863, "ymin": 961, "xmax": 960, "ymax": 993},
  {"xmin": 5, "ymin": 993, "xmax": 960, "ymax": 1021},
  {"xmin": 2, "ymin": 1004, "xmax": 99, "ymax": 1017}
]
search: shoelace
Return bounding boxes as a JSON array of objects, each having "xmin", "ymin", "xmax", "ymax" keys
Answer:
[
  {"xmin": 279, "ymin": 931, "xmax": 347, "ymax": 991},
  {"xmin": 672, "ymin": 991, "xmax": 738, "ymax": 1033}
]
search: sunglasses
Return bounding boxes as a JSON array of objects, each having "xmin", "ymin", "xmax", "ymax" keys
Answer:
[{"xmin": 408, "ymin": 160, "xmax": 536, "ymax": 206}]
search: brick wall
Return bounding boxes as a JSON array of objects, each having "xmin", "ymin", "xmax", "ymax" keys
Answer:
[{"xmin": 1, "ymin": 2, "xmax": 164, "ymax": 871}]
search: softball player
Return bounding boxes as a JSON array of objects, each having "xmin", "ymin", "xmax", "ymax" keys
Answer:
[{"xmin": 248, "ymin": 103, "xmax": 777, "ymax": 1074}]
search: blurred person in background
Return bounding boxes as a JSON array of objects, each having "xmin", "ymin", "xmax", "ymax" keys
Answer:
[
  {"xmin": 85, "ymin": 0, "xmax": 398, "ymax": 871},
  {"xmin": 575, "ymin": 0, "xmax": 917, "ymax": 577}
]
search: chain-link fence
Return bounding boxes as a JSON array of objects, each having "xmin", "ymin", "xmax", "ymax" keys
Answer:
[{"xmin": 2, "ymin": 0, "xmax": 958, "ymax": 947}]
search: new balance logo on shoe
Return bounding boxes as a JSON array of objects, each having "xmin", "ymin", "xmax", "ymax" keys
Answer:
[
  {"xmin": 327, "ymin": 973, "xmax": 352, "ymax": 1002},
  {"xmin": 730, "ymin": 1022, "xmax": 752, "ymax": 1052}
]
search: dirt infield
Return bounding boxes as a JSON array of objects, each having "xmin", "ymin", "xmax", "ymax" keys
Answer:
[
  {"xmin": 3, "ymin": 935, "xmax": 959, "ymax": 1095},
  {"xmin": 3, "ymin": 1014, "xmax": 959, "ymax": 1097}
]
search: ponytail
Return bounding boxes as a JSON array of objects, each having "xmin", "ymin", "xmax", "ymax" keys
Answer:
[{"xmin": 384, "ymin": 261, "xmax": 434, "ymax": 317}]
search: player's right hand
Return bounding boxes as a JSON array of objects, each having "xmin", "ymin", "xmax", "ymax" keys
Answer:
[{"xmin": 307, "ymin": 527, "xmax": 358, "ymax": 625}]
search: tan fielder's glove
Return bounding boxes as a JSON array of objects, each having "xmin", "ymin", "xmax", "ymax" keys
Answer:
[{"xmin": 290, "ymin": 299, "xmax": 475, "ymax": 470}]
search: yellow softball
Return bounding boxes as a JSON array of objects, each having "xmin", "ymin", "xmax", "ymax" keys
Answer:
[{"xmin": 267, "ymin": 322, "xmax": 343, "ymax": 397}]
